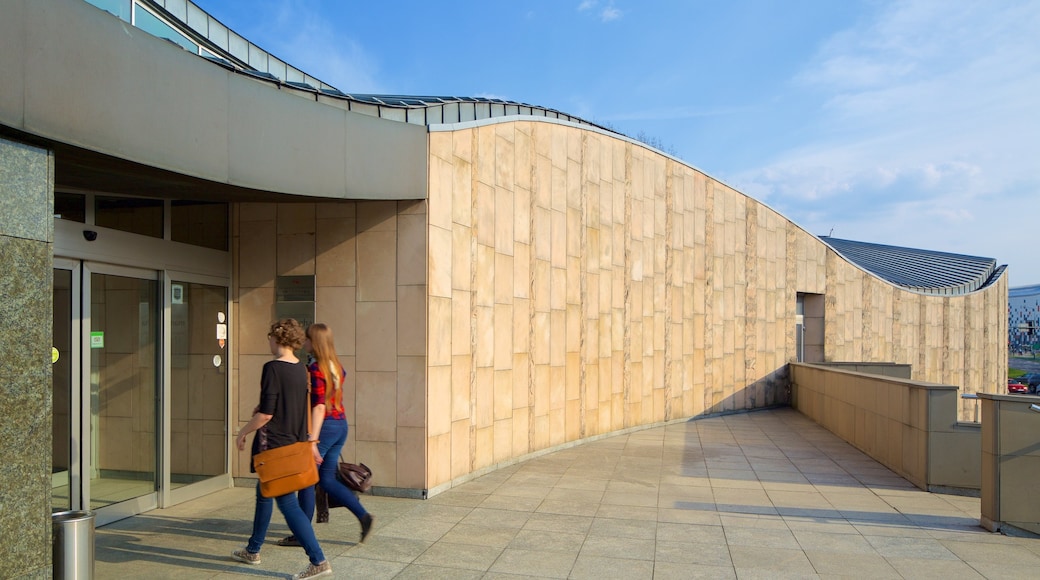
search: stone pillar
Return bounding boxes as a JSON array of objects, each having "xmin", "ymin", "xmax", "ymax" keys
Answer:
[{"xmin": 0, "ymin": 136, "xmax": 54, "ymax": 579}]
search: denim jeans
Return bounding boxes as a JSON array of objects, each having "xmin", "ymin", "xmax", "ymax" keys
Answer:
[
  {"xmin": 246, "ymin": 480, "xmax": 325, "ymax": 565},
  {"xmin": 298, "ymin": 417, "xmax": 369, "ymax": 522}
]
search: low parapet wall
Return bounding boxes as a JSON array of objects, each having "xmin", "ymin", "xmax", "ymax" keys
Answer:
[{"xmin": 790, "ymin": 363, "xmax": 979, "ymax": 493}]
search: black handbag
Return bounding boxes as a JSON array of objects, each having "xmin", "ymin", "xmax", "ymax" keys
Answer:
[{"xmin": 338, "ymin": 462, "xmax": 373, "ymax": 493}]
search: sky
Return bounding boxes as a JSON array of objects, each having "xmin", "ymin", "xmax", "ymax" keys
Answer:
[{"xmin": 198, "ymin": 0, "xmax": 1040, "ymax": 286}]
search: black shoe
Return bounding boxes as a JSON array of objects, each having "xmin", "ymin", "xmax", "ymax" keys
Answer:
[
  {"xmin": 277, "ymin": 535, "xmax": 301, "ymax": 547},
  {"xmin": 360, "ymin": 514, "xmax": 374, "ymax": 543}
]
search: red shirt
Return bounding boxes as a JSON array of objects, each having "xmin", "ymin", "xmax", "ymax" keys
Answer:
[{"xmin": 308, "ymin": 361, "xmax": 346, "ymax": 420}]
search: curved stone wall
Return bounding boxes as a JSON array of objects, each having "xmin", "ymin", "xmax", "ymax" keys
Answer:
[{"xmin": 424, "ymin": 119, "xmax": 1006, "ymax": 490}]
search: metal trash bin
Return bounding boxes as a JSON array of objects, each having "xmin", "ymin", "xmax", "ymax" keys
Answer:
[{"xmin": 52, "ymin": 510, "xmax": 95, "ymax": 579}]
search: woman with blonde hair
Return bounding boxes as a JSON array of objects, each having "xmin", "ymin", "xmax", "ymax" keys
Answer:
[{"xmin": 278, "ymin": 322, "xmax": 373, "ymax": 546}]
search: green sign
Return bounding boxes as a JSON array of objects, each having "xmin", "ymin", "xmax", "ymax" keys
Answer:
[{"xmin": 90, "ymin": 331, "xmax": 104, "ymax": 349}]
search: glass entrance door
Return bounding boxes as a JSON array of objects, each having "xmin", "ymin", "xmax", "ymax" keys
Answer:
[
  {"xmin": 87, "ymin": 266, "xmax": 160, "ymax": 520},
  {"xmin": 51, "ymin": 261, "xmax": 232, "ymax": 522}
]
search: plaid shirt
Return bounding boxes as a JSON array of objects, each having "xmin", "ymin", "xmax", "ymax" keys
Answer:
[{"xmin": 308, "ymin": 361, "xmax": 346, "ymax": 420}]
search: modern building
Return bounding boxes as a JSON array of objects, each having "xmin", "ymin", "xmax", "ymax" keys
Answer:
[
  {"xmin": 0, "ymin": 0, "xmax": 1009, "ymax": 576},
  {"xmin": 1009, "ymin": 284, "xmax": 1040, "ymax": 354}
]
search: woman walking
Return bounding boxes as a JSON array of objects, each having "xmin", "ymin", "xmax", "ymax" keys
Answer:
[
  {"xmin": 232, "ymin": 318, "xmax": 332, "ymax": 580},
  {"xmin": 278, "ymin": 322, "xmax": 373, "ymax": 546}
]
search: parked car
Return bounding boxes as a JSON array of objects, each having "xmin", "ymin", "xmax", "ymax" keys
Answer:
[
  {"xmin": 1008, "ymin": 378, "xmax": 1029, "ymax": 394},
  {"xmin": 1017, "ymin": 373, "xmax": 1040, "ymax": 394}
]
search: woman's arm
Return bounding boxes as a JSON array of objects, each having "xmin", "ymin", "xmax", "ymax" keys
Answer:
[
  {"xmin": 235, "ymin": 411, "xmax": 273, "ymax": 451},
  {"xmin": 309, "ymin": 403, "xmax": 326, "ymax": 463}
]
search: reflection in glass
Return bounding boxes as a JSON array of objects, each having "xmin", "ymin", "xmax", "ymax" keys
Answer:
[
  {"xmin": 171, "ymin": 201, "xmax": 229, "ymax": 251},
  {"xmin": 134, "ymin": 4, "xmax": 199, "ymax": 53},
  {"xmin": 84, "ymin": 0, "xmax": 131, "ymax": 22},
  {"xmin": 170, "ymin": 281, "xmax": 228, "ymax": 488},
  {"xmin": 95, "ymin": 196, "xmax": 163, "ymax": 238},
  {"xmin": 90, "ymin": 273, "xmax": 158, "ymax": 509},
  {"xmin": 52, "ymin": 269, "xmax": 73, "ymax": 511},
  {"xmin": 54, "ymin": 192, "xmax": 86, "ymax": 222}
]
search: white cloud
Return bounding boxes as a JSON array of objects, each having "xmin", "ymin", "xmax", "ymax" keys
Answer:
[
  {"xmin": 730, "ymin": 0, "xmax": 1040, "ymax": 282},
  {"xmin": 600, "ymin": 6, "xmax": 622, "ymax": 22},
  {"xmin": 577, "ymin": 0, "xmax": 621, "ymax": 22},
  {"xmin": 256, "ymin": 0, "xmax": 382, "ymax": 92}
]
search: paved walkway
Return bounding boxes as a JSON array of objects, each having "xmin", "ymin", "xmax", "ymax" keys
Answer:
[{"xmin": 96, "ymin": 408, "xmax": 1040, "ymax": 579}]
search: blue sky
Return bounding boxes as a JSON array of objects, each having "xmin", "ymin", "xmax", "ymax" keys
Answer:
[{"xmin": 199, "ymin": 0, "xmax": 1040, "ymax": 286}]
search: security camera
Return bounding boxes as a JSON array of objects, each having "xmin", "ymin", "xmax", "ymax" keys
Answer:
[{"xmin": 83, "ymin": 230, "xmax": 98, "ymax": 241}]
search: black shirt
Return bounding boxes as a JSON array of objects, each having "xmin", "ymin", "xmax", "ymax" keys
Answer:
[{"xmin": 250, "ymin": 359, "xmax": 309, "ymax": 467}]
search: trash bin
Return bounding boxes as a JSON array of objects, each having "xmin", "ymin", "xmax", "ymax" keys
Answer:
[{"xmin": 52, "ymin": 510, "xmax": 95, "ymax": 580}]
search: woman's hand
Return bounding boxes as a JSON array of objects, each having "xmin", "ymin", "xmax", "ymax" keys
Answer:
[
  {"xmin": 235, "ymin": 431, "xmax": 248, "ymax": 451},
  {"xmin": 311, "ymin": 441, "xmax": 323, "ymax": 465}
]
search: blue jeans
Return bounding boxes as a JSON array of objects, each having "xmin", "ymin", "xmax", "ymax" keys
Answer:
[
  {"xmin": 246, "ymin": 480, "xmax": 325, "ymax": 565},
  {"xmin": 298, "ymin": 417, "xmax": 369, "ymax": 522}
]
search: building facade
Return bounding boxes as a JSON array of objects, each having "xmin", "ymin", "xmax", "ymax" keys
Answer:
[
  {"xmin": 1009, "ymin": 284, "xmax": 1040, "ymax": 354},
  {"xmin": 0, "ymin": 0, "xmax": 1008, "ymax": 577}
]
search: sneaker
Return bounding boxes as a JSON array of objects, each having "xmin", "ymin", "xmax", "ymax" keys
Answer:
[
  {"xmin": 291, "ymin": 560, "xmax": 332, "ymax": 579},
  {"xmin": 360, "ymin": 514, "xmax": 374, "ymax": 543},
  {"xmin": 231, "ymin": 547, "xmax": 261, "ymax": 564},
  {"xmin": 276, "ymin": 535, "xmax": 301, "ymax": 547}
]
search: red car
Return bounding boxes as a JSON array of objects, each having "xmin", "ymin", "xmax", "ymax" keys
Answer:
[{"xmin": 1008, "ymin": 378, "xmax": 1029, "ymax": 394}]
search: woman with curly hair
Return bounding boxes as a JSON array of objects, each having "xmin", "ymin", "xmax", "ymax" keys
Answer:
[
  {"xmin": 277, "ymin": 323, "xmax": 373, "ymax": 547},
  {"xmin": 232, "ymin": 318, "xmax": 332, "ymax": 580}
]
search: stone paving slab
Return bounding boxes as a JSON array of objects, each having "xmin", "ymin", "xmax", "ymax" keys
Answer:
[{"xmin": 96, "ymin": 408, "xmax": 1040, "ymax": 579}]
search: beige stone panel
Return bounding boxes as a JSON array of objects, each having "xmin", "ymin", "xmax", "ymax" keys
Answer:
[
  {"xmin": 534, "ymin": 364, "xmax": 551, "ymax": 417},
  {"xmin": 428, "ymin": 155, "xmax": 453, "ymax": 232},
  {"xmin": 239, "ymin": 219, "xmax": 276, "ymax": 288},
  {"xmin": 550, "ymin": 209, "xmax": 566, "ymax": 269},
  {"xmin": 475, "ymin": 304, "xmax": 494, "ymax": 368},
  {"xmin": 494, "ymin": 186, "xmax": 515, "ymax": 254},
  {"xmin": 238, "ymin": 287, "xmax": 276, "ymax": 355},
  {"xmin": 357, "ymin": 301, "xmax": 398, "ymax": 371},
  {"xmin": 565, "ymin": 399, "xmax": 580, "ymax": 441},
  {"xmin": 427, "ymin": 363, "xmax": 451, "ymax": 436},
  {"xmin": 514, "ymin": 127, "xmax": 532, "ymax": 190},
  {"xmin": 475, "ymin": 366, "xmax": 494, "ymax": 428},
  {"xmin": 512, "ymin": 353, "xmax": 530, "ymax": 409},
  {"xmin": 315, "ymin": 285, "xmax": 356, "ymax": 356},
  {"xmin": 493, "ymin": 417, "xmax": 512, "ymax": 463},
  {"xmin": 566, "ymin": 352, "xmax": 580, "ymax": 402},
  {"xmin": 241, "ymin": 202, "xmax": 277, "ymax": 222},
  {"xmin": 430, "ymin": 131, "xmax": 452, "ymax": 161},
  {"xmin": 566, "ymin": 304, "xmax": 581, "ymax": 355},
  {"xmin": 450, "ymin": 290, "xmax": 471, "ymax": 357},
  {"xmin": 451, "ymin": 355, "xmax": 472, "ymax": 422},
  {"xmin": 475, "ymin": 243, "xmax": 495, "ymax": 308},
  {"xmin": 474, "ymin": 425, "xmax": 494, "ymax": 470},
  {"xmin": 533, "ymin": 414, "xmax": 550, "ymax": 449},
  {"xmin": 427, "ymin": 432, "xmax": 451, "ymax": 488},
  {"xmin": 532, "ymin": 311, "xmax": 550, "ymax": 365},
  {"xmin": 428, "ymin": 296, "xmax": 451, "ymax": 366},
  {"xmin": 549, "ymin": 407, "xmax": 565, "ymax": 447},
  {"xmin": 316, "ymin": 217, "xmax": 357, "ymax": 288},
  {"xmin": 598, "ymin": 355, "xmax": 612, "ymax": 402},
  {"xmin": 512, "ymin": 408, "xmax": 531, "ymax": 457},
  {"xmin": 495, "ymin": 252, "xmax": 514, "ymax": 305},
  {"xmin": 453, "ymin": 129, "xmax": 473, "ymax": 163},
  {"xmin": 398, "ymin": 355, "xmax": 427, "ymax": 429},
  {"xmin": 550, "ymin": 266, "xmax": 567, "ymax": 312},
  {"xmin": 316, "ymin": 201, "xmax": 357, "ymax": 219},
  {"xmin": 357, "ymin": 229, "xmax": 397, "ymax": 301},
  {"xmin": 474, "ymin": 180, "xmax": 495, "ymax": 247},
  {"xmin": 357, "ymin": 440, "xmax": 397, "ymax": 487},
  {"xmin": 451, "ymin": 161, "xmax": 472, "ymax": 227},
  {"xmin": 514, "ymin": 187, "xmax": 531, "ymax": 245},
  {"xmin": 358, "ymin": 201, "xmax": 398, "ymax": 233},
  {"xmin": 476, "ymin": 125, "xmax": 496, "ymax": 187},
  {"xmin": 533, "ymin": 151, "xmax": 552, "ymax": 211},
  {"xmin": 550, "ymin": 309, "xmax": 566, "ymax": 367},
  {"xmin": 398, "ymin": 213, "xmax": 427, "ymax": 287},
  {"xmin": 494, "ymin": 304, "xmax": 513, "ymax": 369},
  {"xmin": 492, "ymin": 370, "xmax": 513, "ymax": 419},
  {"xmin": 533, "ymin": 206, "xmax": 551, "ymax": 262},
  {"xmin": 428, "ymin": 224, "xmax": 452, "ymax": 299},
  {"xmin": 277, "ymin": 203, "xmax": 315, "ymax": 235},
  {"xmin": 549, "ymin": 366, "xmax": 566, "ymax": 412},
  {"xmin": 450, "ymin": 223, "xmax": 471, "ymax": 292},
  {"xmin": 513, "ymin": 243, "xmax": 531, "ymax": 300},
  {"xmin": 355, "ymin": 371, "xmax": 397, "ymax": 442},
  {"xmin": 397, "ymin": 285, "xmax": 427, "ymax": 357},
  {"xmin": 533, "ymin": 259, "xmax": 551, "ymax": 313},
  {"xmin": 599, "ymin": 268, "xmax": 612, "ymax": 316},
  {"xmin": 450, "ymin": 419, "xmax": 472, "ymax": 479},
  {"xmin": 396, "ymin": 426, "xmax": 426, "ymax": 488}
]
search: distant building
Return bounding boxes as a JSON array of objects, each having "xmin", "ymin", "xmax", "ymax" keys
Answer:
[{"xmin": 1009, "ymin": 285, "xmax": 1040, "ymax": 353}]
